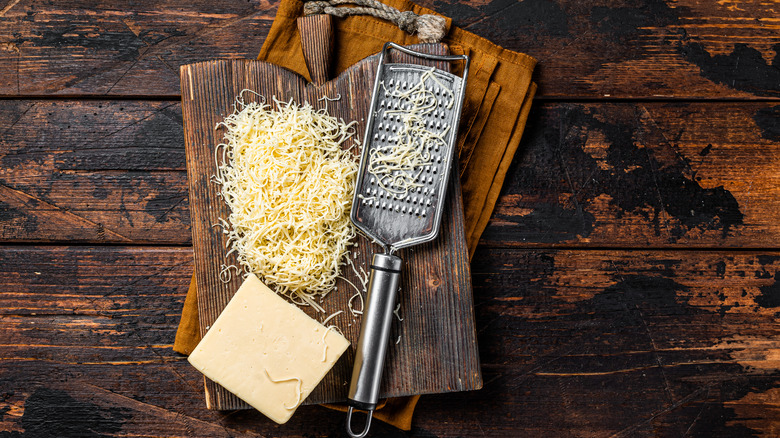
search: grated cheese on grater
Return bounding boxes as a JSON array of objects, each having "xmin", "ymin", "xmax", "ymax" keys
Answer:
[{"xmin": 366, "ymin": 68, "xmax": 453, "ymax": 200}]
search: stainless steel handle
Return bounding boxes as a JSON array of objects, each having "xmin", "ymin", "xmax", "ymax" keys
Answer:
[{"xmin": 346, "ymin": 253, "xmax": 402, "ymax": 438}]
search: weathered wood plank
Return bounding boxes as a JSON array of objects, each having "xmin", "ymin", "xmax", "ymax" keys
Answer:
[
  {"xmin": 428, "ymin": 0, "xmax": 780, "ymax": 99},
  {"xmin": 483, "ymin": 101, "xmax": 780, "ymax": 248},
  {"xmin": 0, "ymin": 100, "xmax": 190, "ymax": 243},
  {"xmin": 0, "ymin": 170, "xmax": 190, "ymax": 244},
  {"xmin": 0, "ymin": 0, "xmax": 276, "ymax": 96},
  {"xmin": 2, "ymin": 101, "xmax": 778, "ymax": 248},
  {"xmin": 2, "ymin": 246, "xmax": 780, "ymax": 436},
  {"xmin": 433, "ymin": 247, "xmax": 780, "ymax": 437},
  {"xmin": 0, "ymin": 100, "xmax": 186, "ymax": 171},
  {"xmin": 0, "ymin": 0, "xmax": 777, "ymax": 98}
]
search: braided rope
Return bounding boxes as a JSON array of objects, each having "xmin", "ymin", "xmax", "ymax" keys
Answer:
[{"xmin": 303, "ymin": 0, "xmax": 446, "ymax": 43}]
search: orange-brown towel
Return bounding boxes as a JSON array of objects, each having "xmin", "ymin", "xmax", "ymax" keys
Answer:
[{"xmin": 174, "ymin": 0, "xmax": 536, "ymax": 430}]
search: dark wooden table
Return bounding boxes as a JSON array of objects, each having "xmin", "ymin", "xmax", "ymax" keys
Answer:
[{"xmin": 1, "ymin": 1, "xmax": 779, "ymax": 436}]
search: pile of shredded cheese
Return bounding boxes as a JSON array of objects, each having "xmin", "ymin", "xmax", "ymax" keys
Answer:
[
  {"xmin": 214, "ymin": 94, "xmax": 359, "ymax": 309},
  {"xmin": 367, "ymin": 69, "xmax": 454, "ymax": 200}
]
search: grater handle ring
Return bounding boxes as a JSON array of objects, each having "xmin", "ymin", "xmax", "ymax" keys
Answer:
[{"xmin": 346, "ymin": 407, "xmax": 372, "ymax": 438}]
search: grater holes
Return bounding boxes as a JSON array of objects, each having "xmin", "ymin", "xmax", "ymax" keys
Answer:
[{"xmin": 367, "ymin": 69, "xmax": 455, "ymax": 213}]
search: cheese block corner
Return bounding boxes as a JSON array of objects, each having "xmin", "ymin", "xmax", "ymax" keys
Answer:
[{"xmin": 188, "ymin": 273, "xmax": 350, "ymax": 424}]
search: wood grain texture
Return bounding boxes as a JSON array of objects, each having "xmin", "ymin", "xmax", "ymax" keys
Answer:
[
  {"xmin": 0, "ymin": 0, "xmax": 778, "ymax": 98},
  {"xmin": 3, "ymin": 101, "xmax": 777, "ymax": 248},
  {"xmin": 427, "ymin": 0, "xmax": 780, "ymax": 99},
  {"xmin": 297, "ymin": 14, "xmax": 334, "ymax": 86},
  {"xmin": 180, "ymin": 46, "xmax": 480, "ymax": 409},
  {"xmin": 2, "ymin": 246, "xmax": 780, "ymax": 436},
  {"xmin": 0, "ymin": 0, "xmax": 276, "ymax": 96},
  {"xmin": 484, "ymin": 101, "xmax": 780, "ymax": 248},
  {"xmin": 0, "ymin": 100, "xmax": 190, "ymax": 243}
]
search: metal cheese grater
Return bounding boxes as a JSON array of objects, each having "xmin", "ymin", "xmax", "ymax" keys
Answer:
[{"xmin": 346, "ymin": 42, "xmax": 469, "ymax": 438}]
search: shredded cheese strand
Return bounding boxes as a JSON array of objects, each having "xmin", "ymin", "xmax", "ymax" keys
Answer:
[
  {"xmin": 348, "ymin": 291, "xmax": 364, "ymax": 316},
  {"xmin": 264, "ymin": 369, "xmax": 303, "ymax": 409},
  {"xmin": 320, "ymin": 324, "xmax": 344, "ymax": 362},
  {"xmin": 393, "ymin": 302, "xmax": 403, "ymax": 322},
  {"xmin": 321, "ymin": 310, "xmax": 343, "ymax": 326}
]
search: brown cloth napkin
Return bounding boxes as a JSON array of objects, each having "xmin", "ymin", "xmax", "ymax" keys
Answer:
[{"xmin": 174, "ymin": 0, "xmax": 536, "ymax": 430}]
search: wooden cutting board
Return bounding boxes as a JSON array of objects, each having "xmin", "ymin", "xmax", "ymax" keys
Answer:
[{"xmin": 180, "ymin": 15, "xmax": 481, "ymax": 410}]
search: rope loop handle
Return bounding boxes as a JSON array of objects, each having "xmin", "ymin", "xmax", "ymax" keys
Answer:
[{"xmin": 303, "ymin": 0, "xmax": 446, "ymax": 43}]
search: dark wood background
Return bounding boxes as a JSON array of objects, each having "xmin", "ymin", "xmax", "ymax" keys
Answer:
[{"xmin": 1, "ymin": 0, "xmax": 778, "ymax": 436}]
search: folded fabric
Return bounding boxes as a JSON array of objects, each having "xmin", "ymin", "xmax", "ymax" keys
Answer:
[{"xmin": 175, "ymin": 0, "xmax": 536, "ymax": 430}]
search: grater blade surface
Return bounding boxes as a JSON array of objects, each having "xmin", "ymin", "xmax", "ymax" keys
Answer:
[{"xmin": 351, "ymin": 61, "xmax": 466, "ymax": 250}]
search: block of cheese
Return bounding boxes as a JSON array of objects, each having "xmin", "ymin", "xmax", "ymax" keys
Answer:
[{"xmin": 188, "ymin": 273, "xmax": 350, "ymax": 424}]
